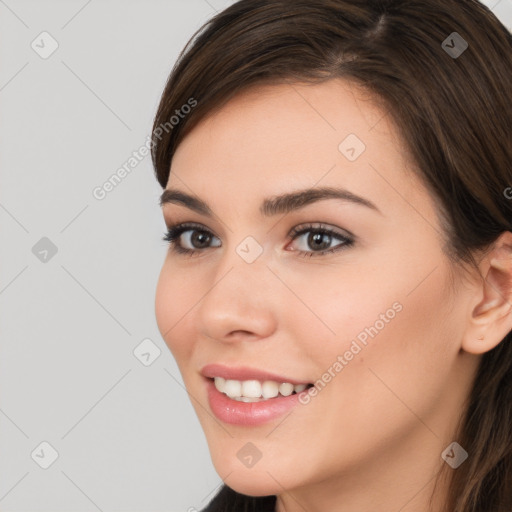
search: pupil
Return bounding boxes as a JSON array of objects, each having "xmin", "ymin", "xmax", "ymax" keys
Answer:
[{"xmin": 309, "ymin": 232, "xmax": 330, "ymax": 250}]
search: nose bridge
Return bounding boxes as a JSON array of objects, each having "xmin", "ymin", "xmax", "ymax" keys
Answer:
[
  {"xmin": 213, "ymin": 233, "xmax": 271, "ymax": 295},
  {"xmin": 195, "ymin": 237, "xmax": 276, "ymax": 340}
]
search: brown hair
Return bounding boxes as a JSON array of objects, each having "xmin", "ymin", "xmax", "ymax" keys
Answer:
[{"xmin": 151, "ymin": 1, "xmax": 512, "ymax": 510}]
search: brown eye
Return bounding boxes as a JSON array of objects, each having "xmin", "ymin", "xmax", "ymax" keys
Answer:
[
  {"xmin": 162, "ymin": 223, "xmax": 221, "ymax": 254},
  {"xmin": 287, "ymin": 223, "xmax": 354, "ymax": 257}
]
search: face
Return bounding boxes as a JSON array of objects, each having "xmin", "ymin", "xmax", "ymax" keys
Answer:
[{"xmin": 155, "ymin": 79, "xmax": 479, "ymax": 500}]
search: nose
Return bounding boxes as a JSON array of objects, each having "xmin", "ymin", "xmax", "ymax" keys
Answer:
[{"xmin": 195, "ymin": 249, "xmax": 278, "ymax": 343}]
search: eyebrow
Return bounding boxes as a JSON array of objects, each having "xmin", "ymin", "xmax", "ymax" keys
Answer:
[{"xmin": 159, "ymin": 186, "xmax": 382, "ymax": 217}]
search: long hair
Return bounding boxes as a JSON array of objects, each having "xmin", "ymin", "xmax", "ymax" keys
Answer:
[{"xmin": 151, "ymin": 1, "xmax": 512, "ymax": 510}]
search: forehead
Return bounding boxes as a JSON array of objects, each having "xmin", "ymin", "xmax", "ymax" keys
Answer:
[
  {"xmin": 173, "ymin": 79, "xmax": 407, "ymax": 166},
  {"xmin": 168, "ymin": 79, "xmax": 422, "ymax": 217}
]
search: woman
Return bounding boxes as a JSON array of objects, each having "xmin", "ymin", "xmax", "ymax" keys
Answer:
[{"xmin": 151, "ymin": 1, "xmax": 512, "ymax": 511}]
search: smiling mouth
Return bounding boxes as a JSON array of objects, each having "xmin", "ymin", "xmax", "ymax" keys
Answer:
[{"xmin": 208, "ymin": 377, "xmax": 314, "ymax": 402}]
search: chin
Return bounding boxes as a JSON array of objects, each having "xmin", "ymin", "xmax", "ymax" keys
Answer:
[
  {"xmin": 219, "ymin": 469, "xmax": 285, "ymax": 497},
  {"xmin": 209, "ymin": 450, "xmax": 302, "ymax": 496}
]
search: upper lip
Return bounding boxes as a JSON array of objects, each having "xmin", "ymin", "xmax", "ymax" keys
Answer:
[{"xmin": 201, "ymin": 363, "xmax": 312, "ymax": 385}]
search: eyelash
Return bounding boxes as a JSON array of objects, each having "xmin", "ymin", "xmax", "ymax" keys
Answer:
[{"xmin": 162, "ymin": 222, "xmax": 354, "ymax": 258}]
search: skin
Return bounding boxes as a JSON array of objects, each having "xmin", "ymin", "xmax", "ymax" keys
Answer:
[{"xmin": 154, "ymin": 79, "xmax": 512, "ymax": 512}]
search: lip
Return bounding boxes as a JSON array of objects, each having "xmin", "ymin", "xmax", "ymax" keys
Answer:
[
  {"xmin": 204, "ymin": 377, "xmax": 308, "ymax": 426},
  {"xmin": 201, "ymin": 363, "xmax": 311, "ymax": 386}
]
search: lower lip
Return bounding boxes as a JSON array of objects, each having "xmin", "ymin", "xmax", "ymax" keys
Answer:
[{"xmin": 205, "ymin": 378, "xmax": 308, "ymax": 426}]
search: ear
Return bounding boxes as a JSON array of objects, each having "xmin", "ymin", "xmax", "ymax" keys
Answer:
[{"xmin": 461, "ymin": 231, "xmax": 512, "ymax": 355}]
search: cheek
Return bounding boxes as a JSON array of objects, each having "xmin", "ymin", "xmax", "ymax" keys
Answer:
[
  {"xmin": 278, "ymin": 242, "xmax": 453, "ymax": 366},
  {"xmin": 273, "ymin": 259, "xmax": 407, "ymax": 365},
  {"xmin": 155, "ymin": 263, "xmax": 198, "ymax": 362},
  {"xmin": 278, "ymin": 252, "xmax": 457, "ymax": 419},
  {"xmin": 313, "ymin": 263, "xmax": 455, "ymax": 421}
]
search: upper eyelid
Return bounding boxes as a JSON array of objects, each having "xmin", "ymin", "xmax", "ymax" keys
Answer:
[
  {"xmin": 289, "ymin": 223, "xmax": 354, "ymax": 239},
  {"xmin": 169, "ymin": 221, "xmax": 220, "ymax": 237}
]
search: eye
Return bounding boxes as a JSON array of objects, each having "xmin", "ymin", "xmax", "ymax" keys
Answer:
[
  {"xmin": 162, "ymin": 221, "xmax": 354, "ymax": 258},
  {"xmin": 287, "ymin": 223, "xmax": 354, "ymax": 257},
  {"xmin": 162, "ymin": 222, "xmax": 221, "ymax": 256}
]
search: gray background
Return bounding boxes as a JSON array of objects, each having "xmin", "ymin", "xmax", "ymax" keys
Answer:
[{"xmin": 0, "ymin": 1, "xmax": 511, "ymax": 511}]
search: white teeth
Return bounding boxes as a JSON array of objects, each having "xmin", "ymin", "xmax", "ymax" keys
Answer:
[
  {"xmin": 241, "ymin": 380, "xmax": 262, "ymax": 398},
  {"xmin": 279, "ymin": 382, "xmax": 294, "ymax": 396},
  {"xmin": 224, "ymin": 379, "xmax": 242, "ymax": 398},
  {"xmin": 214, "ymin": 377, "xmax": 225, "ymax": 393},
  {"xmin": 232, "ymin": 396, "xmax": 265, "ymax": 402},
  {"xmin": 261, "ymin": 380, "xmax": 279, "ymax": 399},
  {"xmin": 213, "ymin": 377, "xmax": 309, "ymax": 400}
]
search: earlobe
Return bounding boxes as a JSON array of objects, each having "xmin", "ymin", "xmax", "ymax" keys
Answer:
[{"xmin": 461, "ymin": 231, "xmax": 512, "ymax": 355}]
